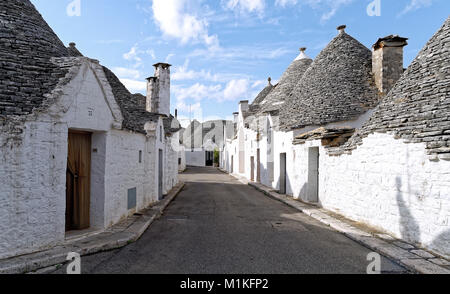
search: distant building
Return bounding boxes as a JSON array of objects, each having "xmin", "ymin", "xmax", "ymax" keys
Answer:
[{"xmin": 181, "ymin": 120, "xmax": 234, "ymax": 167}]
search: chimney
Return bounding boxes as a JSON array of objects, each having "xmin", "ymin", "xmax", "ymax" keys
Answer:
[
  {"xmin": 337, "ymin": 25, "xmax": 346, "ymax": 35},
  {"xmin": 233, "ymin": 112, "xmax": 239, "ymax": 124},
  {"xmin": 295, "ymin": 47, "xmax": 310, "ymax": 61},
  {"xmin": 372, "ymin": 35, "xmax": 408, "ymax": 94},
  {"xmin": 175, "ymin": 109, "xmax": 178, "ymax": 118},
  {"xmin": 146, "ymin": 62, "xmax": 171, "ymax": 116},
  {"xmin": 239, "ymin": 100, "xmax": 249, "ymax": 114}
]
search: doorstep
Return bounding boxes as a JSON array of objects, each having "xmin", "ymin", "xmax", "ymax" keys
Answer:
[
  {"xmin": 0, "ymin": 182, "xmax": 185, "ymax": 274},
  {"xmin": 224, "ymin": 170, "xmax": 450, "ymax": 275}
]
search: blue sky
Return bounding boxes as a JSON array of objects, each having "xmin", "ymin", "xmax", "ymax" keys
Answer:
[{"xmin": 31, "ymin": 0, "xmax": 449, "ymax": 127}]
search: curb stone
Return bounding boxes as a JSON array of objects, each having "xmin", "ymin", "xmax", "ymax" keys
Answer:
[
  {"xmin": 222, "ymin": 169, "xmax": 450, "ymax": 275},
  {"xmin": 0, "ymin": 182, "xmax": 185, "ymax": 274}
]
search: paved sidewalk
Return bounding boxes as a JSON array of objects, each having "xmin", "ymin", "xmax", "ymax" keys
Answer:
[
  {"xmin": 220, "ymin": 168, "xmax": 450, "ymax": 274},
  {"xmin": 0, "ymin": 182, "xmax": 185, "ymax": 274}
]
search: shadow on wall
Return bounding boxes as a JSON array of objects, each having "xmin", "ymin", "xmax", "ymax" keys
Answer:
[{"xmin": 396, "ymin": 176, "xmax": 449, "ymax": 257}]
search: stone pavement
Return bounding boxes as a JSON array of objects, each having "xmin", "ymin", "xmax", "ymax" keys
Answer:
[
  {"xmin": 221, "ymin": 168, "xmax": 450, "ymax": 274},
  {"xmin": 0, "ymin": 182, "xmax": 185, "ymax": 274}
]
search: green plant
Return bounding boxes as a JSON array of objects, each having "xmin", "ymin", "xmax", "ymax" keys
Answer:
[{"xmin": 214, "ymin": 149, "xmax": 220, "ymax": 165}]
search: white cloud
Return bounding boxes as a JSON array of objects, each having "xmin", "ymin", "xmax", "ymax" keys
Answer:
[
  {"xmin": 189, "ymin": 44, "xmax": 292, "ymax": 62},
  {"xmin": 120, "ymin": 79, "xmax": 147, "ymax": 93},
  {"xmin": 224, "ymin": 0, "xmax": 266, "ymax": 14},
  {"xmin": 274, "ymin": 0, "xmax": 354, "ymax": 23},
  {"xmin": 112, "ymin": 67, "xmax": 141, "ymax": 79},
  {"xmin": 399, "ymin": 0, "xmax": 433, "ymax": 16},
  {"xmin": 165, "ymin": 53, "xmax": 176, "ymax": 62},
  {"xmin": 146, "ymin": 49, "xmax": 157, "ymax": 60},
  {"xmin": 173, "ymin": 83, "xmax": 223, "ymax": 101},
  {"xmin": 173, "ymin": 78, "xmax": 253, "ymax": 103},
  {"xmin": 275, "ymin": 0, "xmax": 297, "ymax": 7},
  {"xmin": 176, "ymin": 101, "xmax": 202, "ymax": 113},
  {"xmin": 223, "ymin": 79, "xmax": 250, "ymax": 101},
  {"xmin": 151, "ymin": 0, "xmax": 219, "ymax": 48},
  {"xmin": 123, "ymin": 45, "xmax": 142, "ymax": 63},
  {"xmin": 172, "ymin": 59, "xmax": 250, "ymax": 83}
]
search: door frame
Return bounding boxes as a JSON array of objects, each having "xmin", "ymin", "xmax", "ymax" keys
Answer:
[
  {"xmin": 66, "ymin": 130, "xmax": 92, "ymax": 231},
  {"xmin": 279, "ymin": 153, "xmax": 287, "ymax": 194},
  {"xmin": 158, "ymin": 149, "xmax": 163, "ymax": 200},
  {"xmin": 307, "ymin": 147, "xmax": 320, "ymax": 203}
]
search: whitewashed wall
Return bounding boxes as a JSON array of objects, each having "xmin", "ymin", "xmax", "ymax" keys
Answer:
[
  {"xmin": 0, "ymin": 59, "xmax": 180, "ymax": 259},
  {"xmin": 178, "ymin": 145, "xmax": 187, "ymax": 172},
  {"xmin": 321, "ymin": 133, "xmax": 450, "ymax": 258},
  {"xmin": 0, "ymin": 120, "xmax": 67, "ymax": 259},
  {"xmin": 185, "ymin": 150, "xmax": 206, "ymax": 167}
]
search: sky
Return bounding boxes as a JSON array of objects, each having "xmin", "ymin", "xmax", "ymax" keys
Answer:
[{"xmin": 31, "ymin": 0, "xmax": 450, "ymax": 127}]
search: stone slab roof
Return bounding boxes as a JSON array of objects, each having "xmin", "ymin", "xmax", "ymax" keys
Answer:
[
  {"xmin": 333, "ymin": 17, "xmax": 450, "ymax": 160},
  {"xmin": 280, "ymin": 31, "xmax": 381, "ymax": 131},
  {"xmin": 102, "ymin": 67, "xmax": 161, "ymax": 134},
  {"xmin": 259, "ymin": 56, "xmax": 313, "ymax": 114},
  {"xmin": 252, "ymin": 81, "xmax": 274, "ymax": 107},
  {"xmin": 0, "ymin": 0, "xmax": 71, "ymax": 117},
  {"xmin": 245, "ymin": 52, "xmax": 313, "ymax": 132}
]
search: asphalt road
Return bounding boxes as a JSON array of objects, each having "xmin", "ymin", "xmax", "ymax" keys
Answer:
[{"xmin": 51, "ymin": 167, "xmax": 408, "ymax": 274}]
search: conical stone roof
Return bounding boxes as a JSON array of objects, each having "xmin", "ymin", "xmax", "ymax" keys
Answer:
[
  {"xmin": 280, "ymin": 29, "xmax": 380, "ymax": 131},
  {"xmin": 0, "ymin": 0, "xmax": 71, "ymax": 116},
  {"xmin": 336, "ymin": 17, "xmax": 450, "ymax": 159},
  {"xmin": 251, "ymin": 79, "xmax": 274, "ymax": 107},
  {"xmin": 259, "ymin": 49, "xmax": 312, "ymax": 113}
]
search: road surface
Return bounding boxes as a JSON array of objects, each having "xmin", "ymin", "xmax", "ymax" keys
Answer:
[{"xmin": 51, "ymin": 167, "xmax": 408, "ymax": 274}]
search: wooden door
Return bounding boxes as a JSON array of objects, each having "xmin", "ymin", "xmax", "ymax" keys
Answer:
[{"xmin": 66, "ymin": 131, "xmax": 91, "ymax": 231}]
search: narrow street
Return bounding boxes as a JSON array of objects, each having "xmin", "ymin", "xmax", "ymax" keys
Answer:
[{"xmin": 52, "ymin": 167, "xmax": 408, "ymax": 274}]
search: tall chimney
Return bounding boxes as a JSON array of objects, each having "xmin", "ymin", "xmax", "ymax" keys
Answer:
[
  {"xmin": 372, "ymin": 35, "xmax": 408, "ymax": 95},
  {"xmin": 146, "ymin": 62, "xmax": 171, "ymax": 116},
  {"xmin": 233, "ymin": 112, "xmax": 239, "ymax": 124},
  {"xmin": 239, "ymin": 100, "xmax": 249, "ymax": 114},
  {"xmin": 146, "ymin": 77, "xmax": 157, "ymax": 112}
]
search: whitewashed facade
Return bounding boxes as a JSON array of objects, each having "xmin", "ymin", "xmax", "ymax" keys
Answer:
[
  {"xmin": 0, "ymin": 1, "xmax": 181, "ymax": 259},
  {"xmin": 222, "ymin": 22, "xmax": 450, "ymax": 258}
]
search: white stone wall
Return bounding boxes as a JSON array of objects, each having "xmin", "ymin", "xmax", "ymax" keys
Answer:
[
  {"xmin": 321, "ymin": 133, "xmax": 450, "ymax": 258},
  {"xmin": 178, "ymin": 145, "xmax": 187, "ymax": 172},
  {"xmin": 0, "ymin": 120, "xmax": 67, "ymax": 259},
  {"xmin": 185, "ymin": 150, "xmax": 206, "ymax": 167},
  {"xmin": 164, "ymin": 132, "xmax": 180, "ymax": 194},
  {"xmin": 223, "ymin": 107, "xmax": 450, "ymax": 257},
  {"xmin": 0, "ymin": 59, "xmax": 180, "ymax": 259}
]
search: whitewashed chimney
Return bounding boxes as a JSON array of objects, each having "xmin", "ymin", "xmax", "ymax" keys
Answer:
[
  {"xmin": 372, "ymin": 35, "xmax": 408, "ymax": 94},
  {"xmin": 233, "ymin": 112, "xmax": 239, "ymax": 124},
  {"xmin": 239, "ymin": 100, "xmax": 249, "ymax": 114},
  {"xmin": 337, "ymin": 25, "xmax": 346, "ymax": 35},
  {"xmin": 146, "ymin": 62, "xmax": 171, "ymax": 116}
]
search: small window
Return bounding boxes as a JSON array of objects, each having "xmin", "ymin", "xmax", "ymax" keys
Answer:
[
  {"xmin": 139, "ymin": 150, "xmax": 142, "ymax": 163},
  {"xmin": 160, "ymin": 126, "xmax": 163, "ymax": 142}
]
